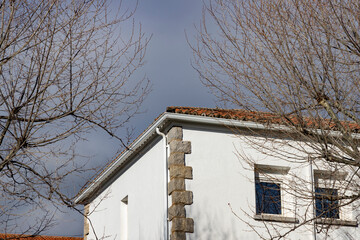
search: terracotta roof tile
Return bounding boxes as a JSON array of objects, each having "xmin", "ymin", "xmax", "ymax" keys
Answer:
[
  {"xmin": 76, "ymin": 106, "xmax": 360, "ymax": 203},
  {"xmin": 0, "ymin": 234, "xmax": 82, "ymax": 240},
  {"xmin": 166, "ymin": 106, "xmax": 360, "ymax": 132}
]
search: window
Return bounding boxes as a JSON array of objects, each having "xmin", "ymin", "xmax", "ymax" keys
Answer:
[
  {"xmin": 254, "ymin": 164, "xmax": 291, "ymax": 219},
  {"xmin": 313, "ymin": 169, "xmax": 357, "ymax": 226},
  {"xmin": 256, "ymin": 181, "xmax": 281, "ymax": 215},
  {"xmin": 313, "ymin": 170, "xmax": 343, "ymax": 220},
  {"xmin": 315, "ymin": 187, "xmax": 339, "ymax": 219}
]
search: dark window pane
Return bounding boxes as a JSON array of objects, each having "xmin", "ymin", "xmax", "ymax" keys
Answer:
[
  {"xmin": 315, "ymin": 188, "xmax": 339, "ymax": 219},
  {"xmin": 256, "ymin": 182, "xmax": 281, "ymax": 215}
]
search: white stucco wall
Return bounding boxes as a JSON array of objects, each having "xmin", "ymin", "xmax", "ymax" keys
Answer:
[
  {"xmin": 87, "ymin": 137, "xmax": 167, "ymax": 240},
  {"xmin": 182, "ymin": 124, "xmax": 360, "ymax": 240},
  {"xmin": 85, "ymin": 121, "xmax": 360, "ymax": 240}
]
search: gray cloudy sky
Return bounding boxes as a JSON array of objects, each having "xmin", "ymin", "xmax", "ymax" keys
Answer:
[
  {"xmin": 132, "ymin": 0, "xmax": 215, "ymax": 125},
  {"xmin": 44, "ymin": 0, "xmax": 217, "ymax": 237}
]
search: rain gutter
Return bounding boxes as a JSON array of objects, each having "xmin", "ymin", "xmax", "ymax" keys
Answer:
[{"xmin": 74, "ymin": 112, "xmax": 358, "ymax": 204}]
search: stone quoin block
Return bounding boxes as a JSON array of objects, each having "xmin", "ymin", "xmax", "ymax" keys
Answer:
[
  {"xmin": 168, "ymin": 204, "xmax": 186, "ymax": 220},
  {"xmin": 84, "ymin": 219, "xmax": 89, "ymax": 236},
  {"xmin": 168, "ymin": 152, "xmax": 185, "ymax": 166},
  {"xmin": 172, "ymin": 191, "xmax": 193, "ymax": 205},
  {"xmin": 168, "ymin": 178, "xmax": 185, "ymax": 195},
  {"xmin": 169, "ymin": 141, "xmax": 191, "ymax": 154},
  {"xmin": 84, "ymin": 204, "xmax": 90, "ymax": 238},
  {"xmin": 171, "ymin": 217, "xmax": 194, "ymax": 233},
  {"xmin": 170, "ymin": 232, "xmax": 186, "ymax": 240},
  {"xmin": 167, "ymin": 127, "xmax": 183, "ymax": 143},
  {"xmin": 166, "ymin": 126, "xmax": 193, "ymax": 240},
  {"xmin": 169, "ymin": 165, "xmax": 193, "ymax": 179}
]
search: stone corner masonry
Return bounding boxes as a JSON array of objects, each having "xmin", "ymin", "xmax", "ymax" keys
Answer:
[
  {"xmin": 167, "ymin": 126, "xmax": 194, "ymax": 240},
  {"xmin": 83, "ymin": 204, "xmax": 90, "ymax": 240}
]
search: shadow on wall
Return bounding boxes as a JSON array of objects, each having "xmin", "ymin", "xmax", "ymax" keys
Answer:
[{"xmin": 187, "ymin": 199, "xmax": 239, "ymax": 240}]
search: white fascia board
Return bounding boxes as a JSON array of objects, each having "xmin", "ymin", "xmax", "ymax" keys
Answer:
[
  {"xmin": 74, "ymin": 112, "xmax": 360, "ymax": 204},
  {"xmin": 74, "ymin": 112, "xmax": 168, "ymax": 204},
  {"xmin": 74, "ymin": 112, "xmax": 271, "ymax": 204}
]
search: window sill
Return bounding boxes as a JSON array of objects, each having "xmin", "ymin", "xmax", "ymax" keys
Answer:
[
  {"xmin": 315, "ymin": 218, "xmax": 358, "ymax": 227},
  {"xmin": 254, "ymin": 214, "xmax": 299, "ymax": 223}
]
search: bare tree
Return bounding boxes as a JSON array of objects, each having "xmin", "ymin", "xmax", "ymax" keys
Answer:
[
  {"xmin": 0, "ymin": 0, "xmax": 149, "ymax": 236},
  {"xmin": 192, "ymin": 0, "xmax": 360, "ymax": 239}
]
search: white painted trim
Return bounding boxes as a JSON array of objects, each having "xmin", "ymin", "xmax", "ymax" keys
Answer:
[
  {"xmin": 315, "ymin": 218, "xmax": 358, "ymax": 227},
  {"xmin": 254, "ymin": 214, "xmax": 298, "ymax": 223},
  {"xmin": 74, "ymin": 112, "xmax": 168, "ymax": 204},
  {"xmin": 155, "ymin": 127, "xmax": 169, "ymax": 240},
  {"xmin": 74, "ymin": 112, "xmax": 360, "ymax": 204},
  {"xmin": 255, "ymin": 164, "xmax": 291, "ymax": 175},
  {"xmin": 75, "ymin": 113, "xmax": 265, "ymax": 203}
]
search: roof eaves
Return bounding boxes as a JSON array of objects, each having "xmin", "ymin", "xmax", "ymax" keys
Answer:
[
  {"xmin": 75, "ymin": 108, "xmax": 360, "ymax": 204},
  {"xmin": 74, "ymin": 112, "xmax": 170, "ymax": 204},
  {"xmin": 74, "ymin": 112, "xmax": 277, "ymax": 204}
]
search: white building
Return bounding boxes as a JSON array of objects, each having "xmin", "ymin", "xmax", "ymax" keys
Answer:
[{"xmin": 75, "ymin": 107, "xmax": 360, "ymax": 240}]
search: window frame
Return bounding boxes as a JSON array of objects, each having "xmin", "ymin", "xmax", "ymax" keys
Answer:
[
  {"xmin": 253, "ymin": 164, "xmax": 298, "ymax": 223},
  {"xmin": 313, "ymin": 170, "xmax": 358, "ymax": 227}
]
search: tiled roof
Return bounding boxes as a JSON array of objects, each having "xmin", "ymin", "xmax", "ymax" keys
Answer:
[
  {"xmin": 166, "ymin": 106, "xmax": 280, "ymax": 122},
  {"xmin": 75, "ymin": 106, "xmax": 360, "ymax": 204},
  {"xmin": 166, "ymin": 106, "xmax": 360, "ymax": 132},
  {"xmin": 0, "ymin": 234, "xmax": 82, "ymax": 240}
]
